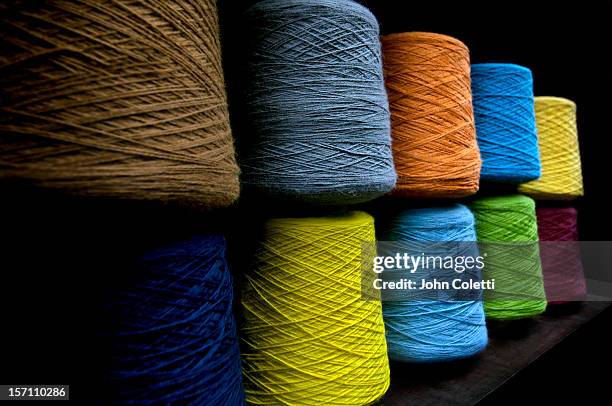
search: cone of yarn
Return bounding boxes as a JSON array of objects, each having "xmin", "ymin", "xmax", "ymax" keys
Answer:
[
  {"xmin": 241, "ymin": 211, "xmax": 390, "ymax": 405},
  {"xmin": 518, "ymin": 97, "xmax": 584, "ymax": 199},
  {"xmin": 537, "ymin": 207, "xmax": 586, "ymax": 303},
  {"xmin": 381, "ymin": 32, "xmax": 481, "ymax": 198},
  {"xmin": 102, "ymin": 235, "xmax": 244, "ymax": 405},
  {"xmin": 471, "ymin": 63, "xmax": 541, "ymax": 183},
  {"xmin": 470, "ymin": 195, "xmax": 547, "ymax": 320},
  {"xmin": 0, "ymin": 0, "xmax": 239, "ymax": 208},
  {"xmin": 240, "ymin": 0, "xmax": 396, "ymax": 205},
  {"xmin": 380, "ymin": 205, "xmax": 488, "ymax": 362}
]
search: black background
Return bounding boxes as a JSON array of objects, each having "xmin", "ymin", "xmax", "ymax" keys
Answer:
[{"xmin": 1, "ymin": 0, "xmax": 611, "ymax": 404}]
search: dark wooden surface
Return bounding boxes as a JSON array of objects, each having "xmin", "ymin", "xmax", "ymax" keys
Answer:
[{"xmin": 383, "ymin": 302, "xmax": 610, "ymax": 406}]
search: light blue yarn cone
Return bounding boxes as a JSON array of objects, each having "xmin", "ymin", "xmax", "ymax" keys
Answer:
[{"xmin": 380, "ymin": 205, "xmax": 489, "ymax": 362}]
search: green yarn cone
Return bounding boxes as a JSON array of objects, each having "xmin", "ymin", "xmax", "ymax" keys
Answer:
[{"xmin": 470, "ymin": 195, "xmax": 547, "ymax": 320}]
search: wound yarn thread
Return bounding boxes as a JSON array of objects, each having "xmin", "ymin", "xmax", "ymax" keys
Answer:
[
  {"xmin": 102, "ymin": 235, "xmax": 244, "ymax": 405},
  {"xmin": 380, "ymin": 205, "xmax": 488, "ymax": 362},
  {"xmin": 518, "ymin": 97, "xmax": 584, "ymax": 199},
  {"xmin": 537, "ymin": 207, "xmax": 587, "ymax": 303},
  {"xmin": 471, "ymin": 63, "xmax": 541, "ymax": 183},
  {"xmin": 241, "ymin": 211, "xmax": 390, "ymax": 405},
  {"xmin": 0, "ymin": 0, "xmax": 239, "ymax": 208},
  {"xmin": 381, "ymin": 32, "xmax": 481, "ymax": 198},
  {"xmin": 470, "ymin": 195, "xmax": 547, "ymax": 320},
  {"xmin": 240, "ymin": 0, "xmax": 396, "ymax": 205}
]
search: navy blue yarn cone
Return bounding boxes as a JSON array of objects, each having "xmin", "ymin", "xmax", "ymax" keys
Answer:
[
  {"xmin": 240, "ymin": 0, "xmax": 396, "ymax": 205},
  {"xmin": 472, "ymin": 63, "xmax": 541, "ymax": 183},
  {"xmin": 103, "ymin": 235, "xmax": 244, "ymax": 405}
]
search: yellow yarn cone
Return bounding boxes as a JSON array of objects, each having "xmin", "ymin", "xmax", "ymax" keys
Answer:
[
  {"xmin": 241, "ymin": 211, "xmax": 390, "ymax": 406},
  {"xmin": 519, "ymin": 96, "xmax": 584, "ymax": 199}
]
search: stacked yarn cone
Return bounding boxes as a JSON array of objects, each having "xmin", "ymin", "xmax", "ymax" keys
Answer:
[
  {"xmin": 382, "ymin": 32, "xmax": 481, "ymax": 198},
  {"xmin": 238, "ymin": 1, "xmax": 393, "ymax": 404},
  {"xmin": 470, "ymin": 65, "xmax": 586, "ymax": 313},
  {"xmin": 470, "ymin": 195, "xmax": 547, "ymax": 320},
  {"xmin": 239, "ymin": 0, "xmax": 396, "ymax": 205},
  {"xmin": 521, "ymin": 97, "xmax": 585, "ymax": 304},
  {"xmin": 471, "ymin": 63, "xmax": 541, "ymax": 183},
  {"xmin": 0, "ymin": 0, "xmax": 240, "ymax": 209}
]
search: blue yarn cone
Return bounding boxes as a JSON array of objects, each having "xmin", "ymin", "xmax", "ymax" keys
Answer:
[
  {"xmin": 472, "ymin": 63, "xmax": 541, "ymax": 183},
  {"xmin": 379, "ymin": 205, "xmax": 488, "ymax": 362},
  {"xmin": 240, "ymin": 0, "xmax": 396, "ymax": 204},
  {"xmin": 103, "ymin": 235, "xmax": 244, "ymax": 405}
]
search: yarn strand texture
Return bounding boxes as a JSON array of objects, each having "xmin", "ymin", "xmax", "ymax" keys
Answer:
[
  {"xmin": 382, "ymin": 32, "xmax": 481, "ymax": 198},
  {"xmin": 471, "ymin": 63, "xmax": 541, "ymax": 183},
  {"xmin": 470, "ymin": 195, "xmax": 547, "ymax": 320},
  {"xmin": 0, "ymin": 0, "xmax": 239, "ymax": 208},
  {"xmin": 518, "ymin": 97, "xmax": 584, "ymax": 199},
  {"xmin": 537, "ymin": 207, "xmax": 587, "ymax": 303},
  {"xmin": 380, "ymin": 205, "xmax": 488, "ymax": 362},
  {"xmin": 240, "ymin": 0, "xmax": 396, "ymax": 205},
  {"xmin": 103, "ymin": 236, "xmax": 244, "ymax": 405},
  {"xmin": 241, "ymin": 211, "xmax": 390, "ymax": 405}
]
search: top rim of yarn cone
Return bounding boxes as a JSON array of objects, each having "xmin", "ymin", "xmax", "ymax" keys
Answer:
[
  {"xmin": 537, "ymin": 206, "xmax": 578, "ymax": 215},
  {"xmin": 266, "ymin": 210, "xmax": 372, "ymax": 228},
  {"xmin": 471, "ymin": 194, "xmax": 535, "ymax": 208},
  {"xmin": 535, "ymin": 96, "xmax": 577, "ymax": 108},
  {"xmin": 471, "ymin": 63, "xmax": 532, "ymax": 73},
  {"xmin": 381, "ymin": 31, "xmax": 468, "ymax": 51},
  {"xmin": 390, "ymin": 204, "xmax": 475, "ymax": 224},
  {"xmin": 245, "ymin": 0, "xmax": 377, "ymax": 18}
]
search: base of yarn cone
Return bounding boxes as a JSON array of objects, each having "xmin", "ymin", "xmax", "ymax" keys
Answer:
[
  {"xmin": 517, "ymin": 189, "xmax": 584, "ymax": 200},
  {"xmin": 244, "ymin": 178, "xmax": 396, "ymax": 205},
  {"xmin": 480, "ymin": 170, "xmax": 540, "ymax": 184},
  {"xmin": 484, "ymin": 300, "xmax": 547, "ymax": 320},
  {"xmin": 392, "ymin": 183, "xmax": 479, "ymax": 199}
]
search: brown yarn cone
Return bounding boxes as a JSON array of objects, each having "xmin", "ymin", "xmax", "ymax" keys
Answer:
[
  {"xmin": 0, "ymin": 0, "xmax": 239, "ymax": 208},
  {"xmin": 382, "ymin": 32, "xmax": 481, "ymax": 198}
]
